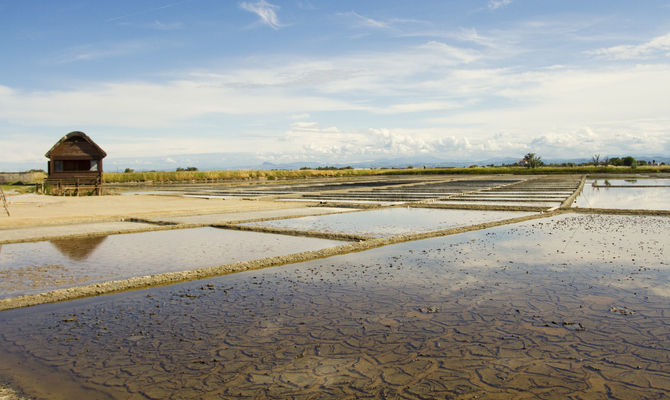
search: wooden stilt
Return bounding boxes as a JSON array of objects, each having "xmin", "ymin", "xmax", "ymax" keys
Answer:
[{"xmin": 0, "ymin": 186, "xmax": 10, "ymax": 216}]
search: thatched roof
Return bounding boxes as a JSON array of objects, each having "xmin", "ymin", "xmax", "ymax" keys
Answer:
[{"xmin": 45, "ymin": 131, "xmax": 107, "ymax": 159}]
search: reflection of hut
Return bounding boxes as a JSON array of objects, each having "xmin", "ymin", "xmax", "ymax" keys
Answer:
[
  {"xmin": 45, "ymin": 131, "xmax": 106, "ymax": 195},
  {"xmin": 50, "ymin": 236, "xmax": 107, "ymax": 261}
]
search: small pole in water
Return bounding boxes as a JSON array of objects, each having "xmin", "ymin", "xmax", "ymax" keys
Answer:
[{"xmin": 0, "ymin": 186, "xmax": 10, "ymax": 216}]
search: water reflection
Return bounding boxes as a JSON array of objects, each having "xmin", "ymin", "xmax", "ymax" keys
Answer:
[
  {"xmin": 0, "ymin": 214, "xmax": 668, "ymax": 398},
  {"xmin": 49, "ymin": 236, "xmax": 107, "ymax": 261},
  {"xmin": 0, "ymin": 228, "xmax": 343, "ymax": 299},
  {"xmin": 574, "ymin": 180, "xmax": 670, "ymax": 210},
  {"xmin": 243, "ymin": 208, "xmax": 535, "ymax": 237}
]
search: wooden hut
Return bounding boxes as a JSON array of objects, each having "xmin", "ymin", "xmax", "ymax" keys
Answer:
[{"xmin": 45, "ymin": 131, "xmax": 106, "ymax": 195}]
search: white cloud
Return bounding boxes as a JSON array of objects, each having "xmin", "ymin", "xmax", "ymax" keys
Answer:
[
  {"xmin": 0, "ymin": 81, "xmax": 356, "ymax": 128},
  {"xmin": 586, "ymin": 32, "xmax": 670, "ymax": 60},
  {"xmin": 488, "ymin": 0, "xmax": 512, "ymax": 10},
  {"xmin": 2, "ymin": 39, "xmax": 670, "ymax": 165},
  {"xmin": 239, "ymin": 0, "xmax": 281, "ymax": 29}
]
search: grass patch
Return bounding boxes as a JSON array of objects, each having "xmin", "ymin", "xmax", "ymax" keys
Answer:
[
  {"xmin": 102, "ymin": 165, "xmax": 670, "ymax": 184},
  {"xmin": 1, "ymin": 184, "xmax": 36, "ymax": 194}
]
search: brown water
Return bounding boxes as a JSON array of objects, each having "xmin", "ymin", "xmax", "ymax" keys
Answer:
[
  {"xmin": 0, "ymin": 227, "xmax": 344, "ymax": 299},
  {"xmin": 1, "ymin": 213, "xmax": 669, "ymax": 399},
  {"xmin": 242, "ymin": 208, "xmax": 536, "ymax": 237}
]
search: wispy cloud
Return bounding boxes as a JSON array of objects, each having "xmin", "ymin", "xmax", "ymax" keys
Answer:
[
  {"xmin": 488, "ymin": 0, "xmax": 512, "ymax": 10},
  {"xmin": 146, "ymin": 20, "xmax": 183, "ymax": 30},
  {"xmin": 56, "ymin": 41, "xmax": 151, "ymax": 63},
  {"xmin": 339, "ymin": 11, "xmax": 429, "ymax": 32},
  {"xmin": 586, "ymin": 32, "xmax": 670, "ymax": 60},
  {"xmin": 340, "ymin": 11, "xmax": 389, "ymax": 29},
  {"xmin": 3, "ymin": 37, "xmax": 670, "ymax": 163},
  {"xmin": 106, "ymin": 1, "xmax": 188, "ymax": 23},
  {"xmin": 239, "ymin": 0, "xmax": 281, "ymax": 29}
]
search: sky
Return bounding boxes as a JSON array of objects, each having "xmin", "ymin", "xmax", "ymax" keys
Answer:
[{"xmin": 1, "ymin": 0, "xmax": 670, "ymax": 170}]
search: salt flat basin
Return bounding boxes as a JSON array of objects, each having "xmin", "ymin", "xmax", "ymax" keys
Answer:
[
  {"xmin": 0, "ymin": 227, "xmax": 343, "ymax": 299},
  {"xmin": 433, "ymin": 200, "xmax": 561, "ymax": 208},
  {"xmin": 1, "ymin": 213, "xmax": 669, "ymax": 399},
  {"xmin": 590, "ymin": 178, "xmax": 670, "ymax": 186},
  {"xmin": 241, "ymin": 207, "xmax": 536, "ymax": 237},
  {"xmin": 573, "ymin": 179, "xmax": 670, "ymax": 210},
  {"xmin": 142, "ymin": 207, "xmax": 354, "ymax": 225}
]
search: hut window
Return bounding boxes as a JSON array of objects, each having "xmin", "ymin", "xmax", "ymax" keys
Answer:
[
  {"xmin": 90, "ymin": 160, "xmax": 99, "ymax": 171},
  {"xmin": 54, "ymin": 160, "xmax": 63, "ymax": 172},
  {"xmin": 62, "ymin": 160, "xmax": 91, "ymax": 171}
]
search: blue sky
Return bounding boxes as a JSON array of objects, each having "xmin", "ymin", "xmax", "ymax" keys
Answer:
[{"xmin": 1, "ymin": 0, "xmax": 670, "ymax": 170}]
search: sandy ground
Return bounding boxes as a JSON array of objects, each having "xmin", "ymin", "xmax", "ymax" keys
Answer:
[{"xmin": 0, "ymin": 193, "xmax": 309, "ymax": 229}]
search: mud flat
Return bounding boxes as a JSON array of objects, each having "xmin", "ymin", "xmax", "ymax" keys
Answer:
[{"xmin": 1, "ymin": 213, "xmax": 669, "ymax": 399}]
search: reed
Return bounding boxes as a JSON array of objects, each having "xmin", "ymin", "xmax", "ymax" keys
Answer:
[{"xmin": 102, "ymin": 165, "xmax": 670, "ymax": 183}]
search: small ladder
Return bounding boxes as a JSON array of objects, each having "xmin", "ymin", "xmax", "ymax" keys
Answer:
[{"xmin": 0, "ymin": 186, "xmax": 9, "ymax": 216}]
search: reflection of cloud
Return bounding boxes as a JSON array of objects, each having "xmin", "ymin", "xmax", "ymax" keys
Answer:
[
  {"xmin": 574, "ymin": 185, "xmax": 670, "ymax": 210},
  {"xmin": 650, "ymin": 284, "xmax": 670, "ymax": 298}
]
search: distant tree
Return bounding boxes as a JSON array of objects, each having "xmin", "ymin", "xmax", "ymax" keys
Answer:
[
  {"xmin": 124, "ymin": 168, "xmax": 134, "ymax": 173},
  {"xmin": 609, "ymin": 157, "xmax": 623, "ymax": 166},
  {"xmin": 622, "ymin": 156, "xmax": 636, "ymax": 167},
  {"xmin": 522, "ymin": 153, "xmax": 543, "ymax": 168},
  {"xmin": 591, "ymin": 154, "xmax": 600, "ymax": 166}
]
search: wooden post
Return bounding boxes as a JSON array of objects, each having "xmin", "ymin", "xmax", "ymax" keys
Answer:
[{"xmin": 1, "ymin": 186, "xmax": 10, "ymax": 216}]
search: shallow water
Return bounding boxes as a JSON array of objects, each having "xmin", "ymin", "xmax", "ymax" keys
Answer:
[
  {"xmin": 242, "ymin": 208, "xmax": 535, "ymax": 237},
  {"xmin": 2, "ymin": 213, "xmax": 669, "ymax": 398},
  {"xmin": 590, "ymin": 178, "xmax": 670, "ymax": 186},
  {"xmin": 573, "ymin": 180, "xmax": 670, "ymax": 210},
  {"xmin": 433, "ymin": 200, "xmax": 561, "ymax": 208},
  {"xmin": 0, "ymin": 228, "xmax": 343, "ymax": 299}
]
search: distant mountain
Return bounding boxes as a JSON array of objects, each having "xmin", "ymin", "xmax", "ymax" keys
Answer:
[{"xmin": 7, "ymin": 152, "xmax": 668, "ymax": 173}]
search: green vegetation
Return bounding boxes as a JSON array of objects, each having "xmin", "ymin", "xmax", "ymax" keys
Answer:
[
  {"xmin": 103, "ymin": 168, "xmax": 376, "ymax": 183},
  {"xmin": 102, "ymin": 164, "xmax": 670, "ymax": 184},
  {"xmin": 300, "ymin": 166, "xmax": 354, "ymax": 170},
  {"xmin": 522, "ymin": 153, "xmax": 544, "ymax": 168},
  {"xmin": 1, "ymin": 183, "xmax": 37, "ymax": 194}
]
